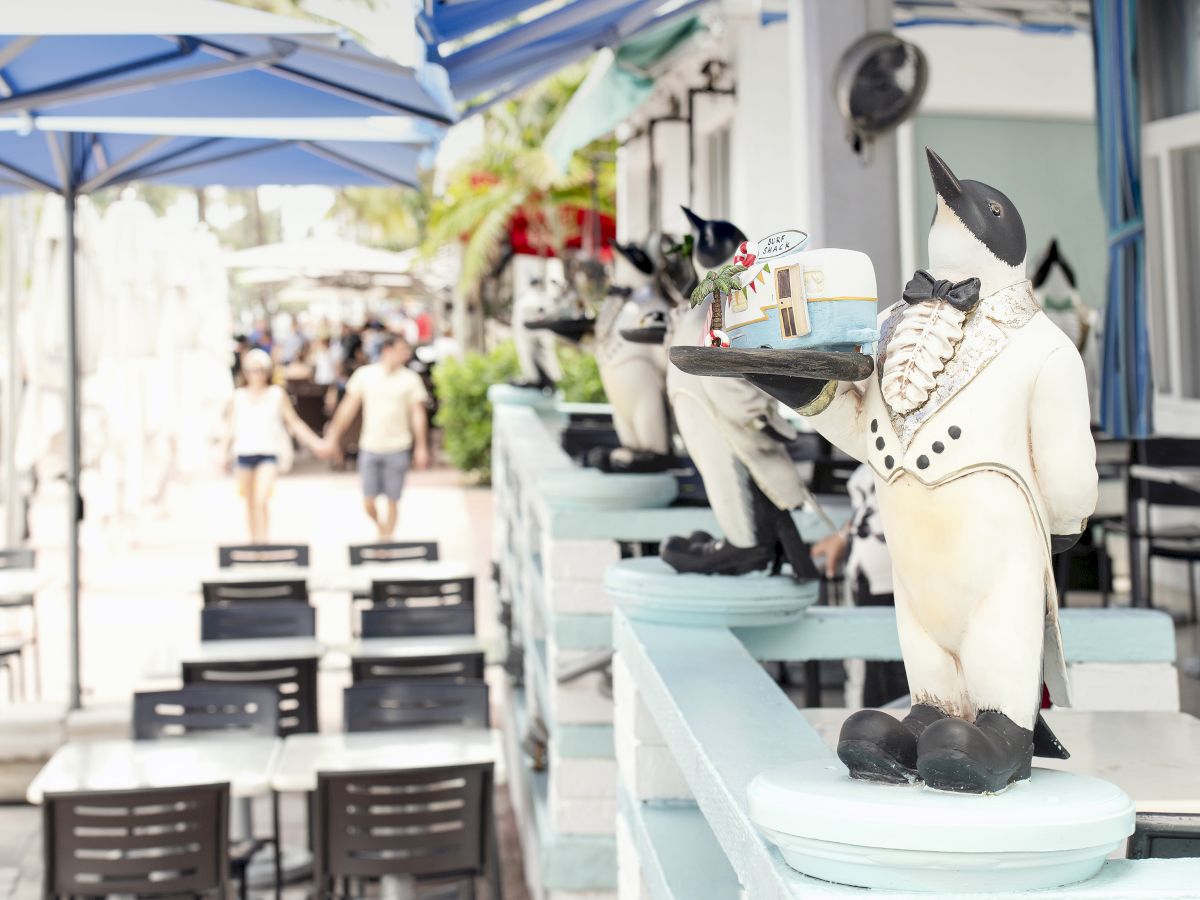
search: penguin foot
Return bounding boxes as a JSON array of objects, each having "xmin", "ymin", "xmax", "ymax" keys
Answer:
[
  {"xmin": 585, "ymin": 446, "xmax": 676, "ymax": 473},
  {"xmin": 659, "ymin": 537, "xmax": 773, "ymax": 576},
  {"xmin": 660, "ymin": 530, "xmax": 713, "ymax": 553},
  {"xmin": 509, "ymin": 377, "xmax": 554, "ymax": 393},
  {"xmin": 916, "ymin": 711, "xmax": 1034, "ymax": 794},
  {"xmin": 837, "ymin": 704, "xmax": 947, "ymax": 785}
]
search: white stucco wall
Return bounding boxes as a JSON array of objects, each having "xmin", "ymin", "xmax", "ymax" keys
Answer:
[{"xmin": 904, "ymin": 24, "xmax": 1095, "ymax": 121}]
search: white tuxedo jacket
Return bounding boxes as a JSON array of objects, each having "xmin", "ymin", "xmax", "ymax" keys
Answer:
[{"xmin": 807, "ymin": 280, "xmax": 1097, "ymax": 705}]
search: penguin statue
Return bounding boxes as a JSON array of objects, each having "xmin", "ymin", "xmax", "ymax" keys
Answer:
[
  {"xmin": 1032, "ymin": 239, "xmax": 1101, "ymax": 421},
  {"xmin": 659, "ymin": 207, "xmax": 820, "ymax": 579},
  {"xmin": 510, "ymin": 273, "xmax": 564, "ymax": 391},
  {"xmin": 707, "ymin": 149, "xmax": 1097, "ymax": 793},
  {"xmin": 587, "ymin": 241, "xmax": 675, "ymax": 473}
]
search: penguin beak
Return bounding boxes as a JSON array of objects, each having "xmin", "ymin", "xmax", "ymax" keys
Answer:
[
  {"xmin": 681, "ymin": 206, "xmax": 705, "ymax": 233},
  {"xmin": 926, "ymin": 147, "xmax": 963, "ymax": 201}
]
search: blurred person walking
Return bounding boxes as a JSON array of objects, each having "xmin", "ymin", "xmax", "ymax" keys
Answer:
[
  {"xmin": 324, "ymin": 335, "xmax": 429, "ymax": 538},
  {"xmin": 225, "ymin": 349, "xmax": 327, "ymax": 542}
]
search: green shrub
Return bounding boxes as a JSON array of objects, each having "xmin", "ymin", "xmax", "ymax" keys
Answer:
[
  {"xmin": 557, "ymin": 345, "xmax": 607, "ymax": 403},
  {"xmin": 433, "ymin": 343, "xmax": 520, "ymax": 483},
  {"xmin": 433, "ymin": 341, "xmax": 608, "ymax": 483}
]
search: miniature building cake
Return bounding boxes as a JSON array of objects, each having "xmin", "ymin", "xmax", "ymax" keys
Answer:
[{"xmin": 723, "ymin": 231, "xmax": 880, "ymax": 352}]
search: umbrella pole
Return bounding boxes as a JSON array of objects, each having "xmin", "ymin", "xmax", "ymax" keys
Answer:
[
  {"xmin": 4, "ymin": 198, "xmax": 20, "ymax": 546},
  {"xmin": 64, "ymin": 188, "xmax": 81, "ymax": 711}
]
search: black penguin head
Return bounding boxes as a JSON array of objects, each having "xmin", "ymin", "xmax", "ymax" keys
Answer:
[
  {"xmin": 681, "ymin": 206, "xmax": 747, "ymax": 269},
  {"xmin": 927, "ymin": 148, "xmax": 1026, "ymax": 269},
  {"xmin": 1031, "ymin": 238, "xmax": 1076, "ymax": 289},
  {"xmin": 649, "ymin": 231, "xmax": 699, "ymax": 306},
  {"xmin": 613, "ymin": 241, "xmax": 655, "ymax": 276}
]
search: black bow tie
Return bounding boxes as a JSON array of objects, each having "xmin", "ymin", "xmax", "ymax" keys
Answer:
[{"xmin": 903, "ymin": 270, "xmax": 981, "ymax": 313}]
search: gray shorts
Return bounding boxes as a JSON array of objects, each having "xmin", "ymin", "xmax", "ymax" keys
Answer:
[{"xmin": 359, "ymin": 449, "xmax": 411, "ymax": 500}]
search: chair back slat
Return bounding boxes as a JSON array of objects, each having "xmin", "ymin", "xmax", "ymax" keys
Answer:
[
  {"xmin": 343, "ymin": 681, "xmax": 489, "ymax": 732},
  {"xmin": 202, "ymin": 579, "xmax": 308, "ymax": 605},
  {"xmin": 200, "ymin": 602, "xmax": 314, "ymax": 641},
  {"xmin": 218, "ymin": 544, "xmax": 309, "ymax": 568},
  {"xmin": 361, "ymin": 606, "xmax": 476, "ymax": 638},
  {"xmin": 132, "ymin": 685, "xmax": 278, "ymax": 740},
  {"xmin": 1137, "ymin": 438, "xmax": 1200, "ymax": 468},
  {"xmin": 349, "ymin": 541, "xmax": 439, "ymax": 565},
  {"xmin": 351, "ymin": 652, "xmax": 485, "ymax": 683},
  {"xmin": 372, "ymin": 577, "xmax": 474, "ymax": 607},
  {"xmin": 0, "ymin": 548, "xmax": 34, "ymax": 570},
  {"xmin": 45, "ymin": 782, "xmax": 229, "ymax": 898},
  {"xmin": 315, "ymin": 764, "xmax": 491, "ymax": 887},
  {"xmin": 182, "ymin": 659, "xmax": 318, "ymax": 736}
]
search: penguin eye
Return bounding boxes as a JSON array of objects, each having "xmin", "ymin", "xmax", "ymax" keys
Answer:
[{"xmin": 988, "ymin": 201, "xmax": 1002, "ymax": 217}]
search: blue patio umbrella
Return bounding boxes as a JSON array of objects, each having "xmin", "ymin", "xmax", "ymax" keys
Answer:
[{"xmin": 0, "ymin": 0, "xmax": 454, "ymax": 708}]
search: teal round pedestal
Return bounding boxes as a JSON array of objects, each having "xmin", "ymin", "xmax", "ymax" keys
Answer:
[
  {"xmin": 487, "ymin": 383, "xmax": 559, "ymax": 409},
  {"xmin": 606, "ymin": 556, "xmax": 818, "ymax": 627},
  {"xmin": 748, "ymin": 759, "xmax": 1134, "ymax": 893},
  {"xmin": 538, "ymin": 470, "xmax": 677, "ymax": 511}
]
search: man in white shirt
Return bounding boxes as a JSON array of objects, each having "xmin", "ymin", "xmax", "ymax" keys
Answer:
[{"xmin": 324, "ymin": 335, "xmax": 430, "ymax": 538}]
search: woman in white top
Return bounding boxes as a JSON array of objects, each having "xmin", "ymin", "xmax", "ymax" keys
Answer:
[{"xmin": 225, "ymin": 349, "xmax": 326, "ymax": 542}]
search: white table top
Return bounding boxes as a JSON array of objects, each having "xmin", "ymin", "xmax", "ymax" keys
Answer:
[
  {"xmin": 200, "ymin": 561, "xmax": 473, "ymax": 592},
  {"xmin": 1129, "ymin": 464, "xmax": 1200, "ymax": 488},
  {"xmin": 802, "ymin": 709, "xmax": 1200, "ymax": 814},
  {"xmin": 271, "ymin": 727, "xmax": 499, "ymax": 793},
  {"xmin": 183, "ymin": 637, "xmax": 325, "ymax": 665},
  {"xmin": 349, "ymin": 635, "xmax": 483, "ymax": 659},
  {"xmin": 26, "ymin": 736, "xmax": 281, "ymax": 803},
  {"xmin": 0, "ymin": 569, "xmax": 50, "ymax": 598}
]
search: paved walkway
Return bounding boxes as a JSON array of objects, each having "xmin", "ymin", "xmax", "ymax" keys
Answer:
[{"xmin": 0, "ymin": 459, "xmax": 527, "ymax": 899}]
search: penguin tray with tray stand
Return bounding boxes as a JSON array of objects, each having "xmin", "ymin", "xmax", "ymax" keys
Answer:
[{"xmin": 669, "ymin": 231, "xmax": 880, "ymax": 395}]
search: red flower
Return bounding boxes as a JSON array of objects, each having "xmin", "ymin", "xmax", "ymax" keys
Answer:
[{"xmin": 733, "ymin": 240, "xmax": 757, "ymax": 268}]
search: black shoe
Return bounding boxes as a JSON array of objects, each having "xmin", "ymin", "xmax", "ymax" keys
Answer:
[
  {"xmin": 659, "ymin": 537, "xmax": 773, "ymax": 576},
  {"xmin": 837, "ymin": 704, "xmax": 947, "ymax": 785},
  {"xmin": 587, "ymin": 446, "xmax": 676, "ymax": 473},
  {"xmin": 660, "ymin": 530, "xmax": 713, "ymax": 558},
  {"xmin": 917, "ymin": 711, "xmax": 1034, "ymax": 794}
]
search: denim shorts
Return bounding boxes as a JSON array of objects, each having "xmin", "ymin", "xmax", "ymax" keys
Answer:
[
  {"xmin": 359, "ymin": 449, "xmax": 411, "ymax": 500},
  {"xmin": 236, "ymin": 454, "xmax": 277, "ymax": 469}
]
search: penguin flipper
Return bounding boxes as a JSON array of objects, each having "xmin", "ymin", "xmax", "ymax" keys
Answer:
[{"xmin": 1033, "ymin": 712, "xmax": 1069, "ymax": 760}]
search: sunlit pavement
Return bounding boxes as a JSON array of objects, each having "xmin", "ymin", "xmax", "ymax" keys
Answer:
[{"xmin": 0, "ymin": 457, "xmax": 529, "ymax": 899}]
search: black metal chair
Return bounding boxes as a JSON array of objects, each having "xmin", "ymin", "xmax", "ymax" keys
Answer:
[
  {"xmin": 352, "ymin": 651, "xmax": 486, "ymax": 684},
  {"xmin": 314, "ymin": 764, "xmax": 500, "ymax": 900},
  {"xmin": 0, "ymin": 639, "xmax": 23, "ymax": 702},
  {"xmin": 42, "ymin": 782, "xmax": 230, "ymax": 899},
  {"xmin": 200, "ymin": 602, "xmax": 315, "ymax": 641},
  {"xmin": 1112, "ymin": 438, "xmax": 1200, "ymax": 614},
  {"xmin": 0, "ymin": 548, "xmax": 38, "ymax": 697},
  {"xmin": 347, "ymin": 542, "xmax": 442, "ymax": 635},
  {"xmin": 343, "ymin": 681, "xmax": 489, "ymax": 732},
  {"xmin": 366, "ymin": 577, "xmax": 476, "ymax": 636},
  {"xmin": 219, "ymin": 543, "xmax": 310, "ymax": 568},
  {"xmin": 132, "ymin": 685, "xmax": 278, "ymax": 900},
  {"xmin": 183, "ymin": 658, "xmax": 319, "ymax": 737},
  {"xmin": 132, "ymin": 684, "xmax": 279, "ymax": 739}
]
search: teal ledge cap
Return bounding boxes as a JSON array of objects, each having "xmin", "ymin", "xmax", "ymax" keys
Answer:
[
  {"xmin": 537, "ymin": 468, "xmax": 678, "ymax": 511},
  {"xmin": 487, "ymin": 383, "xmax": 561, "ymax": 407},
  {"xmin": 750, "ymin": 760, "xmax": 1133, "ymax": 893},
  {"xmin": 606, "ymin": 556, "xmax": 819, "ymax": 627}
]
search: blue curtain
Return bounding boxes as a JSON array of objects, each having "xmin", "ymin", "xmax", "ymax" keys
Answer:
[{"xmin": 1092, "ymin": 0, "xmax": 1152, "ymax": 436}]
